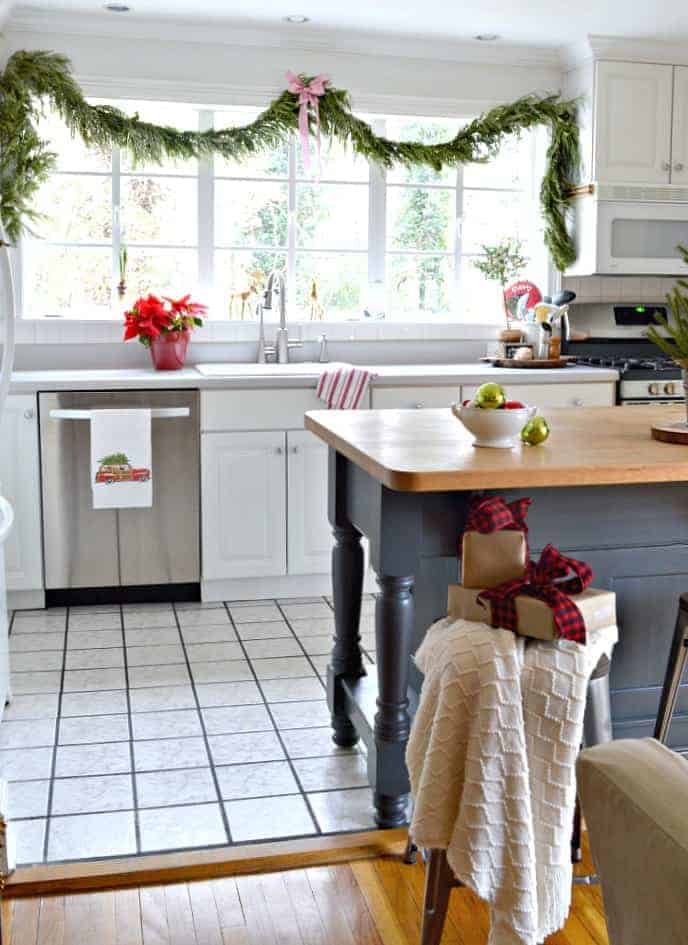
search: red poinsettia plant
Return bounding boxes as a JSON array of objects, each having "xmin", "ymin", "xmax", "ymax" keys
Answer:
[{"xmin": 123, "ymin": 293, "xmax": 207, "ymax": 346}]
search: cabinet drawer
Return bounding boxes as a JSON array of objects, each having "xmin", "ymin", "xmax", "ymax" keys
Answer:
[
  {"xmin": 202, "ymin": 389, "xmax": 322, "ymax": 432},
  {"xmin": 371, "ymin": 385, "xmax": 459, "ymax": 410},
  {"xmin": 461, "ymin": 382, "xmax": 615, "ymax": 409}
]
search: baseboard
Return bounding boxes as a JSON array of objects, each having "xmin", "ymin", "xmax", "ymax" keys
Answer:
[
  {"xmin": 7, "ymin": 589, "xmax": 45, "ymax": 611},
  {"xmin": 5, "ymin": 829, "xmax": 408, "ymax": 898},
  {"xmin": 202, "ymin": 571, "xmax": 377, "ymax": 601}
]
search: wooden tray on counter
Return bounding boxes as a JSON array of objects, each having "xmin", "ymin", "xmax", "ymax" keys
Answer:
[
  {"xmin": 651, "ymin": 420, "xmax": 688, "ymax": 444},
  {"xmin": 479, "ymin": 356, "xmax": 577, "ymax": 369}
]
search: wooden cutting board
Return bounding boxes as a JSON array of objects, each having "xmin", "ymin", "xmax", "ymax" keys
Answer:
[
  {"xmin": 651, "ymin": 420, "xmax": 688, "ymax": 444},
  {"xmin": 479, "ymin": 357, "xmax": 575, "ymax": 369}
]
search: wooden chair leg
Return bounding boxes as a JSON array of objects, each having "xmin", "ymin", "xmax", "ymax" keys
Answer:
[
  {"xmin": 404, "ymin": 836, "xmax": 418, "ymax": 864},
  {"xmin": 421, "ymin": 849, "xmax": 453, "ymax": 945},
  {"xmin": 571, "ymin": 796, "xmax": 583, "ymax": 863},
  {"xmin": 0, "ymin": 898, "xmax": 11, "ymax": 945}
]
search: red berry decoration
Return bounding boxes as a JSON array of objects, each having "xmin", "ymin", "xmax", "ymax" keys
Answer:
[{"xmin": 504, "ymin": 400, "xmax": 526, "ymax": 409}]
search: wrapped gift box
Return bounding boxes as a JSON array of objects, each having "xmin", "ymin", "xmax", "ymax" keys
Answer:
[
  {"xmin": 447, "ymin": 583, "xmax": 616, "ymax": 642},
  {"xmin": 461, "ymin": 530, "xmax": 528, "ymax": 589}
]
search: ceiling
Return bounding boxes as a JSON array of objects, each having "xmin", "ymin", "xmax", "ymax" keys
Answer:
[{"xmin": 9, "ymin": 0, "xmax": 688, "ymax": 47}]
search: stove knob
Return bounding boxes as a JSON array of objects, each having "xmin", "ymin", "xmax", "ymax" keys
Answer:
[
  {"xmin": 649, "ymin": 383, "xmax": 660, "ymax": 395},
  {"xmin": 665, "ymin": 383, "xmax": 677, "ymax": 395}
]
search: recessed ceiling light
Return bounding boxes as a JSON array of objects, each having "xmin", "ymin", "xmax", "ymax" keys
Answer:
[
  {"xmin": 284, "ymin": 14, "xmax": 309, "ymax": 23},
  {"xmin": 104, "ymin": 2, "xmax": 131, "ymax": 10},
  {"xmin": 475, "ymin": 33, "xmax": 499, "ymax": 41}
]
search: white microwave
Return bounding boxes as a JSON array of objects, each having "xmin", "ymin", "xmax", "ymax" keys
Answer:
[{"xmin": 566, "ymin": 184, "xmax": 688, "ymax": 276}]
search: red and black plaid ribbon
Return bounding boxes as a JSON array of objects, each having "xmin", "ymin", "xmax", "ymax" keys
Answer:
[
  {"xmin": 477, "ymin": 543, "xmax": 593, "ymax": 644},
  {"xmin": 464, "ymin": 494, "xmax": 532, "ymax": 538}
]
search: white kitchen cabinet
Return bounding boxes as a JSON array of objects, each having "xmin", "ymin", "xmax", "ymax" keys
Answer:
[
  {"xmin": 594, "ymin": 61, "xmax": 674, "ymax": 185},
  {"xmin": 287, "ymin": 430, "xmax": 332, "ymax": 575},
  {"xmin": 461, "ymin": 382, "xmax": 615, "ymax": 409},
  {"xmin": 202, "ymin": 431, "xmax": 287, "ymax": 580},
  {"xmin": 0, "ymin": 395, "xmax": 43, "ymax": 592},
  {"xmin": 671, "ymin": 66, "xmax": 688, "ymax": 185},
  {"xmin": 371, "ymin": 385, "xmax": 460, "ymax": 410}
]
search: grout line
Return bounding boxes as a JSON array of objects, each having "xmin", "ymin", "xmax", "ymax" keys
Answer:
[
  {"xmin": 224, "ymin": 600, "xmax": 322, "ymax": 837},
  {"xmin": 274, "ymin": 599, "xmax": 330, "ymax": 692},
  {"xmin": 118, "ymin": 603, "xmax": 141, "ymax": 854},
  {"xmin": 172, "ymin": 601, "xmax": 233, "ymax": 845},
  {"xmin": 41, "ymin": 607, "xmax": 71, "ymax": 864}
]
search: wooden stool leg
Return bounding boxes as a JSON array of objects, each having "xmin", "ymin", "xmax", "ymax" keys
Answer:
[
  {"xmin": 421, "ymin": 849, "xmax": 453, "ymax": 945},
  {"xmin": 403, "ymin": 836, "xmax": 418, "ymax": 865},
  {"xmin": 571, "ymin": 796, "xmax": 583, "ymax": 863}
]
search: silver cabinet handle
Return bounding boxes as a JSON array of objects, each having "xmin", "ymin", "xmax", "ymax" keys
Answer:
[
  {"xmin": 572, "ymin": 398, "xmax": 584, "ymax": 407},
  {"xmin": 415, "ymin": 403, "xmax": 424, "ymax": 409},
  {"xmin": 275, "ymin": 446, "xmax": 284, "ymax": 455},
  {"xmin": 663, "ymin": 161, "xmax": 672, "ymax": 171},
  {"xmin": 49, "ymin": 408, "xmax": 190, "ymax": 421},
  {"xmin": 676, "ymin": 162, "xmax": 685, "ymax": 171},
  {"xmin": 23, "ymin": 409, "xmax": 34, "ymax": 420},
  {"xmin": 290, "ymin": 445, "xmax": 299, "ymax": 454}
]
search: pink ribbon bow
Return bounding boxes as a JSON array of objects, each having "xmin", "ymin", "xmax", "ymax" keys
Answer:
[{"xmin": 285, "ymin": 71, "xmax": 330, "ymax": 175}]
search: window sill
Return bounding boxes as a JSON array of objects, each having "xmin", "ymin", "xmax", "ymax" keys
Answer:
[{"xmin": 15, "ymin": 318, "xmax": 500, "ymax": 344}]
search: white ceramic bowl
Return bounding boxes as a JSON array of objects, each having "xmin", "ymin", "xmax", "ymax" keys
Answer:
[{"xmin": 452, "ymin": 402, "xmax": 537, "ymax": 449}]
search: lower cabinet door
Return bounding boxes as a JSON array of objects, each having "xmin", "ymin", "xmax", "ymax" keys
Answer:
[
  {"xmin": 0, "ymin": 395, "xmax": 43, "ymax": 591},
  {"xmin": 287, "ymin": 430, "xmax": 332, "ymax": 575},
  {"xmin": 202, "ymin": 431, "xmax": 287, "ymax": 580}
]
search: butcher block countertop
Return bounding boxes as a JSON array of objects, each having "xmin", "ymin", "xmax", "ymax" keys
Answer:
[{"xmin": 305, "ymin": 404, "xmax": 688, "ymax": 492}]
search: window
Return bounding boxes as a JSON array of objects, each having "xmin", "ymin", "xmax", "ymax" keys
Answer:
[{"xmin": 21, "ymin": 101, "xmax": 546, "ymax": 322}]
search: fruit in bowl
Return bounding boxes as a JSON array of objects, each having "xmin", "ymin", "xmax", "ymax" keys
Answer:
[
  {"xmin": 453, "ymin": 401, "xmax": 537, "ymax": 448},
  {"xmin": 473, "ymin": 382, "xmax": 506, "ymax": 409}
]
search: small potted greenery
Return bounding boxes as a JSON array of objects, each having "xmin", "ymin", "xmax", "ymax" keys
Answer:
[
  {"xmin": 646, "ymin": 245, "xmax": 688, "ymax": 423},
  {"xmin": 473, "ymin": 237, "xmax": 528, "ymax": 328}
]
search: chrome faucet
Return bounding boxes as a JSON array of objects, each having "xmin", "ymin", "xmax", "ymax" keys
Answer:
[{"xmin": 261, "ymin": 270, "xmax": 302, "ymax": 364}]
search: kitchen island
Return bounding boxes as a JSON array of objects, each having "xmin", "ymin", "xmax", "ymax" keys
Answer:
[{"xmin": 305, "ymin": 404, "xmax": 688, "ymax": 827}]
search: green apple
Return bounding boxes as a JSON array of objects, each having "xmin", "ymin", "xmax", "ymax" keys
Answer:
[
  {"xmin": 474, "ymin": 382, "xmax": 506, "ymax": 409},
  {"xmin": 521, "ymin": 416, "xmax": 550, "ymax": 446}
]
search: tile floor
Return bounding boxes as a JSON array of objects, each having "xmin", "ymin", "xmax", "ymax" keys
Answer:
[{"xmin": 2, "ymin": 596, "xmax": 379, "ymax": 865}]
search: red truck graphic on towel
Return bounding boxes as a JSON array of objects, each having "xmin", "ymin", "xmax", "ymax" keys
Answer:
[{"xmin": 95, "ymin": 452, "xmax": 150, "ymax": 484}]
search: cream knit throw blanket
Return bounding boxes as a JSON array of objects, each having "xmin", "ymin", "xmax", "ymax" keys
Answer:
[{"xmin": 406, "ymin": 618, "xmax": 617, "ymax": 945}]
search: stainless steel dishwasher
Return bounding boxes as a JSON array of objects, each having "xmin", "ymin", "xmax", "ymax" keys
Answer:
[{"xmin": 39, "ymin": 389, "xmax": 200, "ymax": 605}]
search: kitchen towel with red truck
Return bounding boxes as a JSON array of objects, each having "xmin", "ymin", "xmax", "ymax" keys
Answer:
[{"xmin": 91, "ymin": 409, "xmax": 153, "ymax": 509}]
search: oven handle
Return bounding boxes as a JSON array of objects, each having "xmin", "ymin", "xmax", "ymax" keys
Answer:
[{"xmin": 49, "ymin": 408, "xmax": 190, "ymax": 421}]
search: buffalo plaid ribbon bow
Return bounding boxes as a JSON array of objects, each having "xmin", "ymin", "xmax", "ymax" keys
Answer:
[
  {"xmin": 464, "ymin": 494, "xmax": 532, "ymax": 538},
  {"xmin": 477, "ymin": 544, "xmax": 593, "ymax": 644}
]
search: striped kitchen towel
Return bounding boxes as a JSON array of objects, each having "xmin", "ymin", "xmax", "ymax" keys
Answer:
[{"xmin": 316, "ymin": 364, "xmax": 372, "ymax": 409}]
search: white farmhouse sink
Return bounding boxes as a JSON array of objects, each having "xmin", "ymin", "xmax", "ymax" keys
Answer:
[{"xmin": 196, "ymin": 362, "xmax": 325, "ymax": 378}]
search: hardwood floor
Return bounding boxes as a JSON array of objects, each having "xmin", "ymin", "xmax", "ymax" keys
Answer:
[{"xmin": 5, "ymin": 850, "xmax": 608, "ymax": 945}]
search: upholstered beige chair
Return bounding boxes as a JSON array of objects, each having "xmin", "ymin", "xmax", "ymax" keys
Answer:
[{"xmin": 577, "ymin": 738, "xmax": 688, "ymax": 945}]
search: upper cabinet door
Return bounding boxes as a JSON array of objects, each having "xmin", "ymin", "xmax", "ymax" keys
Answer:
[
  {"xmin": 595, "ymin": 61, "xmax": 674, "ymax": 184},
  {"xmin": 0, "ymin": 395, "xmax": 43, "ymax": 591},
  {"xmin": 202, "ymin": 431, "xmax": 287, "ymax": 581},
  {"xmin": 671, "ymin": 66, "xmax": 688, "ymax": 184}
]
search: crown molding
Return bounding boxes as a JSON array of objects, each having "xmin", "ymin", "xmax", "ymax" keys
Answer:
[
  {"xmin": 6, "ymin": 6, "xmax": 562, "ymax": 71},
  {"xmin": 562, "ymin": 34, "xmax": 688, "ymax": 70}
]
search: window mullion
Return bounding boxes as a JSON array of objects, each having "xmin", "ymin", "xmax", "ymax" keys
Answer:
[
  {"xmin": 368, "ymin": 118, "xmax": 387, "ymax": 317},
  {"xmin": 111, "ymin": 145, "xmax": 121, "ymax": 315},
  {"xmin": 454, "ymin": 164, "xmax": 464, "ymax": 318},
  {"xmin": 287, "ymin": 133, "xmax": 297, "ymax": 317},
  {"xmin": 198, "ymin": 109, "xmax": 214, "ymax": 312}
]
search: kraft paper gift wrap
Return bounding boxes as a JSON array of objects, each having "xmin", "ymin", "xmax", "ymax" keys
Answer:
[
  {"xmin": 447, "ymin": 583, "xmax": 617, "ymax": 642},
  {"xmin": 461, "ymin": 530, "xmax": 529, "ymax": 589}
]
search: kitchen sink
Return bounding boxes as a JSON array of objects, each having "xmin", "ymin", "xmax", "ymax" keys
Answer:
[{"xmin": 195, "ymin": 362, "xmax": 325, "ymax": 378}]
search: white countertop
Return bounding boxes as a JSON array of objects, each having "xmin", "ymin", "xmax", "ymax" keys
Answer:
[{"xmin": 8, "ymin": 363, "xmax": 618, "ymax": 394}]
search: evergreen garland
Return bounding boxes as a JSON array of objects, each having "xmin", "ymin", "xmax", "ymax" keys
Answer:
[{"xmin": 0, "ymin": 49, "xmax": 581, "ymax": 269}]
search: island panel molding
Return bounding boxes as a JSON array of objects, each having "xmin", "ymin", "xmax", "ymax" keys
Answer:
[{"xmin": 305, "ymin": 405, "xmax": 688, "ymax": 492}]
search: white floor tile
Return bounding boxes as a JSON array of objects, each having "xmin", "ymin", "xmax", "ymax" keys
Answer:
[
  {"xmin": 195, "ymin": 681, "xmax": 263, "ymax": 708},
  {"xmin": 68, "ymin": 612, "xmax": 122, "ymax": 631},
  {"xmin": 242, "ymin": 638, "xmax": 302, "ymax": 660},
  {"xmin": 269, "ymin": 701, "xmax": 331, "ymax": 730},
  {"xmin": 131, "ymin": 709, "xmax": 202, "ymax": 741},
  {"xmin": 216, "ymin": 761, "xmax": 298, "ymax": 800},
  {"xmin": 299, "ymin": 635, "xmax": 333, "ymax": 656},
  {"xmin": 180, "ymin": 626, "xmax": 238, "ymax": 645},
  {"xmin": 176, "ymin": 611, "xmax": 232, "ymax": 628},
  {"xmin": 229, "ymin": 605, "xmax": 282, "ymax": 623},
  {"xmin": 10, "ymin": 633, "xmax": 65, "ymax": 653},
  {"xmin": 0, "ymin": 719, "xmax": 56, "ymax": 749},
  {"xmin": 288, "ymin": 618, "xmax": 335, "ymax": 638},
  {"xmin": 134, "ymin": 736, "xmax": 210, "ymax": 772},
  {"xmin": 225, "ymin": 795, "xmax": 315, "ymax": 842},
  {"xmin": 174, "ymin": 601, "xmax": 224, "ymax": 611},
  {"xmin": 68, "ymin": 630, "xmax": 124, "ymax": 650},
  {"xmin": 69, "ymin": 604, "xmax": 120, "ymax": 615},
  {"xmin": 234, "ymin": 622, "xmax": 292, "ymax": 641},
  {"xmin": 136, "ymin": 767, "xmax": 217, "ymax": 808},
  {"xmin": 13, "ymin": 818, "xmax": 46, "ymax": 864},
  {"xmin": 292, "ymin": 754, "xmax": 368, "ymax": 792},
  {"xmin": 309, "ymin": 654, "xmax": 329, "ymax": 675},
  {"xmin": 281, "ymin": 727, "xmax": 357, "ymax": 760},
  {"xmin": 10, "ymin": 651, "xmax": 64, "ymax": 672},
  {"xmin": 8, "ymin": 780, "xmax": 50, "ymax": 819},
  {"xmin": 3, "ymin": 693, "xmax": 59, "ymax": 721},
  {"xmin": 129, "ymin": 685, "xmax": 196, "ymax": 713},
  {"xmin": 125, "ymin": 628, "xmax": 180, "ymax": 647},
  {"xmin": 307, "ymin": 787, "xmax": 376, "ymax": 833},
  {"xmin": 123, "ymin": 611, "xmax": 177, "ymax": 630},
  {"xmin": 190, "ymin": 661, "xmax": 253, "ymax": 685},
  {"xmin": 251, "ymin": 657, "xmax": 314, "ymax": 680},
  {"xmin": 12, "ymin": 671, "xmax": 62, "ymax": 695},
  {"xmin": 128, "ymin": 664, "xmax": 190, "ymax": 689},
  {"xmin": 281, "ymin": 602, "xmax": 332, "ymax": 621},
  {"xmin": 208, "ymin": 731, "xmax": 284, "ymax": 766},
  {"xmin": 261, "ymin": 678, "xmax": 325, "ymax": 703},
  {"xmin": 138, "ymin": 803, "xmax": 227, "ymax": 852},
  {"xmin": 47, "ymin": 811, "xmax": 136, "ymax": 861},
  {"xmin": 51, "ymin": 773, "xmax": 134, "ymax": 815},
  {"xmin": 185, "ymin": 642, "xmax": 244, "ymax": 662},
  {"xmin": 0, "ymin": 746, "xmax": 53, "ymax": 780},
  {"xmin": 54, "ymin": 741, "xmax": 131, "ymax": 778},
  {"xmin": 12, "ymin": 614, "xmax": 66, "ymax": 633},
  {"xmin": 125, "ymin": 644, "xmax": 185, "ymax": 667},
  {"xmin": 201, "ymin": 704, "xmax": 273, "ymax": 736},
  {"xmin": 61, "ymin": 690, "xmax": 128, "ymax": 717},
  {"xmin": 65, "ymin": 649, "xmax": 125, "ymax": 671},
  {"xmin": 62, "ymin": 668, "xmax": 127, "ymax": 692},
  {"xmin": 123, "ymin": 602, "xmax": 174, "ymax": 614},
  {"xmin": 58, "ymin": 715, "xmax": 130, "ymax": 745}
]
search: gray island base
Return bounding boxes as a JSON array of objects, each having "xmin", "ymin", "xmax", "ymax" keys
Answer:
[{"xmin": 306, "ymin": 405, "xmax": 688, "ymax": 827}]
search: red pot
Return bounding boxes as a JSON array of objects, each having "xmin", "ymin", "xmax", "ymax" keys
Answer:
[{"xmin": 149, "ymin": 330, "xmax": 190, "ymax": 371}]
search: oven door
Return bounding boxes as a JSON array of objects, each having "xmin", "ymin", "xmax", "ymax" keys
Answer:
[{"xmin": 598, "ymin": 199, "xmax": 688, "ymax": 275}]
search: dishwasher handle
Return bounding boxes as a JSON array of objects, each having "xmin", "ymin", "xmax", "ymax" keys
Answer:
[{"xmin": 49, "ymin": 408, "xmax": 191, "ymax": 421}]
